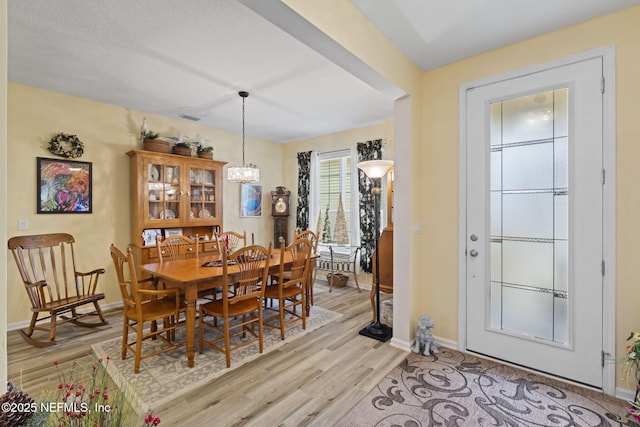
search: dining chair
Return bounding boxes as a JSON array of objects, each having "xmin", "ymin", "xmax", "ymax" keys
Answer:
[
  {"xmin": 294, "ymin": 229, "xmax": 319, "ymax": 307},
  {"xmin": 110, "ymin": 244, "xmax": 185, "ymax": 374},
  {"xmin": 198, "ymin": 244, "xmax": 272, "ymax": 368},
  {"xmin": 264, "ymin": 238, "xmax": 312, "ymax": 340},
  {"xmin": 214, "ymin": 230, "xmax": 247, "ymax": 254},
  {"xmin": 157, "ymin": 234, "xmax": 199, "ymax": 262}
]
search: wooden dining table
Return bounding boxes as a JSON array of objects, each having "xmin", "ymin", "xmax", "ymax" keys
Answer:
[{"xmin": 140, "ymin": 249, "xmax": 316, "ymax": 368}]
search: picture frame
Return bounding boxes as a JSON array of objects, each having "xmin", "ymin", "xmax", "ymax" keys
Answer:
[
  {"xmin": 37, "ymin": 157, "xmax": 92, "ymax": 214},
  {"xmin": 164, "ymin": 228, "xmax": 183, "ymax": 238},
  {"xmin": 240, "ymin": 184, "xmax": 262, "ymax": 217},
  {"xmin": 142, "ymin": 229, "xmax": 162, "ymax": 246}
]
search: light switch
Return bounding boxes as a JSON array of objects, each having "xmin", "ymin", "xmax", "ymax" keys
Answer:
[{"xmin": 17, "ymin": 219, "xmax": 28, "ymax": 231}]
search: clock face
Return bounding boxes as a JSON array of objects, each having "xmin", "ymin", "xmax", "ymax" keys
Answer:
[{"xmin": 275, "ymin": 198, "xmax": 287, "ymax": 213}]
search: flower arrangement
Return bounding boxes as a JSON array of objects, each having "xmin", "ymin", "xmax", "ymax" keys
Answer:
[
  {"xmin": 48, "ymin": 133, "xmax": 84, "ymax": 159},
  {"xmin": 621, "ymin": 332, "xmax": 640, "ymax": 383},
  {"xmin": 3, "ymin": 358, "xmax": 161, "ymax": 426},
  {"xmin": 627, "ymin": 400, "xmax": 640, "ymax": 423},
  {"xmin": 620, "ymin": 332, "xmax": 640, "ymax": 422}
]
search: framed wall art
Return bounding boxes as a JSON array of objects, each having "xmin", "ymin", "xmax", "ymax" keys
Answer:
[
  {"xmin": 142, "ymin": 229, "xmax": 162, "ymax": 246},
  {"xmin": 37, "ymin": 157, "xmax": 92, "ymax": 214},
  {"xmin": 164, "ymin": 228, "xmax": 183, "ymax": 238},
  {"xmin": 240, "ymin": 183, "xmax": 262, "ymax": 217}
]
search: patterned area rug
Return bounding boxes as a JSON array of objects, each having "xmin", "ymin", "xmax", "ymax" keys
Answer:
[
  {"xmin": 92, "ymin": 305, "xmax": 340, "ymax": 414},
  {"xmin": 337, "ymin": 348, "xmax": 638, "ymax": 426}
]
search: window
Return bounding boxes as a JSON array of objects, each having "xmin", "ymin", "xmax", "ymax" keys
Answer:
[{"xmin": 314, "ymin": 150, "xmax": 355, "ymax": 246}]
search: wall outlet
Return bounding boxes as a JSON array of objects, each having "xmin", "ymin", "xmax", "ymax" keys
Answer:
[{"xmin": 17, "ymin": 219, "xmax": 28, "ymax": 231}]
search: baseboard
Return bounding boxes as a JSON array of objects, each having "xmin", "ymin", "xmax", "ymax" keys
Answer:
[
  {"xmin": 7, "ymin": 301, "xmax": 123, "ymax": 332},
  {"xmin": 616, "ymin": 386, "xmax": 636, "ymax": 402}
]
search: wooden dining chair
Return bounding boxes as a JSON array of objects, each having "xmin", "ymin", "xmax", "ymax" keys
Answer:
[
  {"xmin": 157, "ymin": 234, "xmax": 199, "ymax": 262},
  {"xmin": 214, "ymin": 230, "xmax": 247, "ymax": 254},
  {"xmin": 7, "ymin": 233, "xmax": 108, "ymax": 347},
  {"xmin": 264, "ymin": 238, "xmax": 312, "ymax": 340},
  {"xmin": 294, "ymin": 229, "xmax": 319, "ymax": 307},
  {"xmin": 198, "ymin": 244, "xmax": 272, "ymax": 368},
  {"xmin": 110, "ymin": 244, "xmax": 185, "ymax": 374}
]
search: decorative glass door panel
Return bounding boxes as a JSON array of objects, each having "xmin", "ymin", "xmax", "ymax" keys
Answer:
[
  {"xmin": 490, "ymin": 89, "xmax": 568, "ymax": 343},
  {"xmin": 189, "ymin": 166, "xmax": 217, "ymax": 221},
  {"xmin": 147, "ymin": 163, "xmax": 181, "ymax": 221},
  {"xmin": 465, "ymin": 55, "xmax": 603, "ymax": 387}
]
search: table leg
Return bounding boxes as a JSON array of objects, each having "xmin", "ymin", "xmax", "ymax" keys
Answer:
[{"xmin": 184, "ymin": 287, "xmax": 197, "ymax": 368}]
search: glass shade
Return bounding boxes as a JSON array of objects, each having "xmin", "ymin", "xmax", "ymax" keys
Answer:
[
  {"xmin": 227, "ymin": 165, "xmax": 259, "ymax": 183},
  {"xmin": 357, "ymin": 160, "xmax": 394, "ymax": 179}
]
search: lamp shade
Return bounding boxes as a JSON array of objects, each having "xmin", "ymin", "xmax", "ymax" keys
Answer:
[
  {"xmin": 357, "ymin": 160, "xmax": 394, "ymax": 179},
  {"xmin": 227, "ymin": 165, "xmax": 259, "ymax": 183}
]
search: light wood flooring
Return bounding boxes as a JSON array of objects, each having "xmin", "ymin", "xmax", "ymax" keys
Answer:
[{"xmin": 7, "ymin": 283, "xmax": 406, "ymax": 426}]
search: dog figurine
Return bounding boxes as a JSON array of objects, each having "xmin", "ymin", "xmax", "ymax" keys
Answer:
[{"xmin": 412, "ymin": 315, "xmax": 440, "ymax": 356}]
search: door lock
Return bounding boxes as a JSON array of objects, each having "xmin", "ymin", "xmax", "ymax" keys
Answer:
[{"xmin": 469, "ymin": 249, "xmax": 478, "ymax": 257}]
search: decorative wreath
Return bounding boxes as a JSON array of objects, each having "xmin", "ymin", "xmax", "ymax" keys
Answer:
[{"xmin": 47, "ymin": 133, "xmax": 84, "ymax": 159}]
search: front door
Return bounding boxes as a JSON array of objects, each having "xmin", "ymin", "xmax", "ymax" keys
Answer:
[{"xmin": 465, "ymin": 56, "xmax": 604, "ymax": 387}]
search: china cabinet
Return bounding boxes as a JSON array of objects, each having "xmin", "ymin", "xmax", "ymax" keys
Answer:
[{"xmin": 127, "ymin": 150, "xmax": 226, "ymax": 265}]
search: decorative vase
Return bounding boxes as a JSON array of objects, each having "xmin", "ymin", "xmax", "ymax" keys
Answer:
[
  {"xmin": 143, "ymin": 139, "xmax": 171, "ymax": 154},
  {"xmin": 173, "ymin": 146, "xmax": 192, "ymax": 156},
  {"xmin": 198, "ymin": 151, "xmax": 214, "ymax": 159}
]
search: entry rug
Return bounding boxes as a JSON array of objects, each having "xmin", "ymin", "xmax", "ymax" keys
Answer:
[
  {"xmin": 337, "ymin": 348, "xmax": 638, "ymax": 426},
  {"xmin": 92, "ymin": 305, "xmax": 341, "ymax": 414}
]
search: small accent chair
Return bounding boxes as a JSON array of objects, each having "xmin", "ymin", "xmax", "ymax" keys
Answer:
[
  {"xmin": 198, "ymin": 244, "xmax": 272, "ymax": 368},
  {"xmin": 7, "ymin": 233, "xmax": 108, "ymax": 347},
  {"xmin": 110, "ymin": 244, "xmax": 185, "ymax": 374},
  {"xmin": 264, "ymin": 238, "xmax": 312, "ymax": 340}
]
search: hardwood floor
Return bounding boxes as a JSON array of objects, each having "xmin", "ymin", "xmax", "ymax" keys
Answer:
[{"xmin": 7, "ymin": 283, "xmax": 406, "ymax": 426}]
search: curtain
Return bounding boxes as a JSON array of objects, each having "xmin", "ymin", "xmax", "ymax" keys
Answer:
[
  {"xmin": 357, "ymin": 139, "xmax": 383, "ymax": 273},
  {"xmin": 296, "ymin": 151, "xmax": 312, "ymax": 231}
]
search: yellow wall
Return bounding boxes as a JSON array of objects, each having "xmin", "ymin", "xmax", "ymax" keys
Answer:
[
  {"xmin": 6, "ymin": 83, "xmax": 283, "ymax": 324},
  {"xmin": 420, "ymin": 6, "xmax": 640, "ymax": 389}
]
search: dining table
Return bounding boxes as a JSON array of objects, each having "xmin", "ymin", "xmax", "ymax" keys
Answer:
[{"xmin": 140, "ymin": 249, "xmax": 317, "ymax": 368}]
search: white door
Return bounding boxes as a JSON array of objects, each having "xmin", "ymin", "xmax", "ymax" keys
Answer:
[{"xmin": 465, "ymin": 57, "xmax": 604, "ymax": 387}]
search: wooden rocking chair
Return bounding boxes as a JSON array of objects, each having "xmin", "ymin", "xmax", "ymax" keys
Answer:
[{"xmin": 7, "ymin": 233, "xmax": 108, "ymax": 347}]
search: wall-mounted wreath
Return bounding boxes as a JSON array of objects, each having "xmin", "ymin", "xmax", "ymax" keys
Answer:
[{"xmin": 47, "ymin": 133, "xmax": 84, "ymax": 159}]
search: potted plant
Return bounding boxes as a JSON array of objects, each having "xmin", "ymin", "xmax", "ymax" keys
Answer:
[
  {"xmin": 173, "ymin": 142, "xmax": 192, "ymax": 156},
  {"xmin": 197, "ymin": 145, "xmax": 214, "ymax": 159},
  {"xmin": 142, "ymin": 131, "xmax": 171, "ymax": 154}
]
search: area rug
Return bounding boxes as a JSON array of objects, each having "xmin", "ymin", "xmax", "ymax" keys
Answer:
[
  {"xmin": 92, "ymin": 305, "xmax": 341, "ymax": 414},
  {"xmin": 337, "ymin": 348, "xmax": 638, "ymax": 426}
]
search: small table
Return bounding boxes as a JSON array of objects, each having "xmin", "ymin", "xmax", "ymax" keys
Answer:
[{"xmin": 140, "ymin": 249, "xmax": 316, "ymax": 368}]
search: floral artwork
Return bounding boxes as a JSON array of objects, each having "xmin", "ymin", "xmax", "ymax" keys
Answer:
[{"xmin": 37, "ymin": 157, "xmax": 92, "ymax": 213}]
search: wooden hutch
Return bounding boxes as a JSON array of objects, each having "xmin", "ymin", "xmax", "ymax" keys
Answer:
[{"xmin": 127, "ymin": 150, "xmax": 226, "ymax": 266}]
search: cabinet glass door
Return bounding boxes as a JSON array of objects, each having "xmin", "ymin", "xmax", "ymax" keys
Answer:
[
  {"xmin": 189, "ymin": 166, "xmax": 217, "ymax": 221},
  {"xmin": 147, "ymin": 162, "xmax": 181, "ymax": 221}
]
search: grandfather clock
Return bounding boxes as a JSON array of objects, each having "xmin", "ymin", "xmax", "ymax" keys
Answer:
[{"xmin": 271, "ymin": 186, "xmax": 291, "ymax": 248}]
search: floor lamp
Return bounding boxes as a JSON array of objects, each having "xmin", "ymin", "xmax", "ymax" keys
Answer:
[{"xmin": 357, "ymin": 159, "xmax": 394, "ymax": 342}]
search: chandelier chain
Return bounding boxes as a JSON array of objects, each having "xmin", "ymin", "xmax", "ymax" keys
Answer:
[{"xmin": 242, "ymin": 95, "xmax": 246, "ymax": 166}]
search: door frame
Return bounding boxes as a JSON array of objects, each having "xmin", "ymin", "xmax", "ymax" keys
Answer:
[{"xmin": 457, "ymin": 46, "xmax": 616, "ymax": 394}]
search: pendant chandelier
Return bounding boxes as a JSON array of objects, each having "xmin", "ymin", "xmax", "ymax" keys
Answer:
[{"xmin": 227, "ymin": 91, "xmax": 260, "ymax": 183}]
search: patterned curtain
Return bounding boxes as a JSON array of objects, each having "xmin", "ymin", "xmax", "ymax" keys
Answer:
[
  {"xmin": 357, "ymin": 139, "xmax": 383, "ymax": 273},
  {"xmin": 296, "ymin": 151, "xmax": 312, "ymax": 231}
]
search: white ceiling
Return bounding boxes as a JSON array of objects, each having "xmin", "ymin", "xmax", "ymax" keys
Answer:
[{"xmin": 8, "ymin": 0, "xmax": 640, "ymax": 143}]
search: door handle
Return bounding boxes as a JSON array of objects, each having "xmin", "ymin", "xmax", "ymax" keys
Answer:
[{"xmin": 469, "ymin": 249, "xmax": 478, "ymax": 257}]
